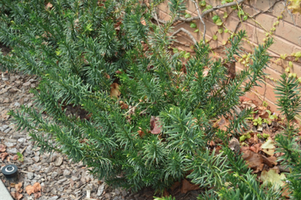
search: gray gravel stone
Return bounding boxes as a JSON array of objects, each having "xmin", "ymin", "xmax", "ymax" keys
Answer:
[
  {"xmin": 14, "ymin": 102, "xmax": 20, "ymax": 107},
  {"xmin": 27, "ymin": 172, "xmax": 34, "ymax": 180},
  {"xmin": 3, "ymin": 127, "xmax": 11, "ymax": 133},
  {"xmin": 0, "ymin": 125, "xmax": 9, "ymax": 132},
  {"xmin": 97, "ymin": 183, "xmax": 105, "ymax": 196},
  {"xmin": 54, "ymin": 156, "xmax": 63, "ymax": 167},
  {"xmin": 4, "ymin": 141, "xmax": 15, "ymax": 147},
  {"xmin": 7, "ymin": 148, "xmax": 17, "ymax": 154},
  {"xmin": 63, "ymin": 169, "xmax": 71, "ymax": 177},
  {"xmin": 51, "ymin": 171, "xmax": 58, "ymax": 179},
  {"xmin": 33, "ymin": 156, "xmax": 40, "ymax": 162},
  {"xmin": 18, "ymin": 138, "xmax": 26, "ymax": 143},
  {"xmin": 31, "ymin": 164, "xmax": 41, "ymax": 172},
  {"xmin": 48, "ymin": 196, "xmax": 59, "ymax": 200}
]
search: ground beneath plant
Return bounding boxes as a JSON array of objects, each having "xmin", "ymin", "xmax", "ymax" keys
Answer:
[{"xmin": 0, "ymin": 71, "xmax": 206, "ymax": 200}]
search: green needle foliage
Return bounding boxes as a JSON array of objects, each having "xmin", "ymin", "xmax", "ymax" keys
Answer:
[
  {"xmin": 275, "ymin": 74, "xmax": 301, "ymax": 199},
  {"xmin": 0, "ymin": 0, "xmax": 288, "ymax": 198}
]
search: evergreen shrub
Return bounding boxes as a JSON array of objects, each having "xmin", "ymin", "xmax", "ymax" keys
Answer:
[{"xmin": 1, "ymin": 0, "xmax": 300, "ymax": 199}]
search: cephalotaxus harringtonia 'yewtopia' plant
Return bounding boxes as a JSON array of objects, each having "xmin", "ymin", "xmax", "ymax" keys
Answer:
[{"xmin": 1, "ymin": 0, "xmax": 296, "ymax": 199}]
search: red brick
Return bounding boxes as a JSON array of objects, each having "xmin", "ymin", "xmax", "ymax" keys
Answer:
[
  {"xmin": 272, "ymin": 1, "xmax": 297, "ymax": 26},
  {"xmin": 291, "ymin": 62, "xmax": 301, "ymax": 78},
  {"xmin": 252, "ymin": 82, "xmax": 278, "ymax": 105},
  {"xmin": 244, "ymin": 0, "xmax": 280, "ymax": 11},
  {"xmin": 242, "ymin": 5, "xmax": 260, "ymax": 16},
  {"xmin": 237, "ymin": 22, "xmax": 256, "ymax": 42},
  {"xmin": 255, "ymin": 28, "xmax": 295, "ymax": 55},
  {"xmin": 253, "ymin": 13, "xmax": 276, "ymax": 31},
  {"xmin": 224, "ymin": 16, "xmax": 240, "ymax": 32},
  {"xmin": 157, "ymin": 10, "xmax": 172, "ymax": 22},
  {"xmin": 296, "ymin": 14, "xmax": 301, "ymax": 28},
  {"xmin": 157, "ymin": 0, "xmax": 169, "ymax": 13},
  {"xmin": 185, "ymin": 0, "xmax": 197, "ymax": 13},
  {"xmin": 275, "ymin": 21, "xmax": 301, "ymax": 46}
]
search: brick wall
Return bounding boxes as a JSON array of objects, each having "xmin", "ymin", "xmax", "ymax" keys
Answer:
[{"xmin": 156, "ymin": 0, "xmax": 301, "ymax": 117}]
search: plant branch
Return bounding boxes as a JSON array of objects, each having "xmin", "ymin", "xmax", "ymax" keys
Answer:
[
  {"xmin": 172, "ymin": 28, "xmax": 197, "ymax": 45},
  {"xmin": 190, "ymin": 0, "xmax": 206, "ymax": 44}
]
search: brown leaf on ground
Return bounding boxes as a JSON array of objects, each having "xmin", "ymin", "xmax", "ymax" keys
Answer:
[
  {"xmin": 253, "ymin": 133, "xmax": 259, "ymax": 143},
  {"xmin": 180, "ymin": 179, "xmax": 199, "ymax": 194},
  {"xmin": 110, "ymin": 83, "xmax": 120, "ymax": 98},
  {"xmin": 241, "ymin": 149, "xmax": 264, "ymax": 173},
  {"xmin": 34, "ymin": 192, "xmax": 42, "ymax": 198},
  {"xmin": 45, "ymin": 2, "xmax": 53, "ymax": 10},
  {"xmin": 138, "ymin": 130, "xmax": 145, "ymax": 138},
  {"xmin": 213, "ymin": 116, "xmax": 229, "ymax": 131},
  {"xmin": 229, "ymin": 138, "xmax": 240, "ymax": 153},
  {"xmin": 261, "ymin": 139, "xmax": 276, "ymax": 156},
  {"xmin": 249, "ymin": 143, "xmax": 261, "ymax": 153},
  {"xmin": 0, "ymin": 144, "xmax": 6, "ymax": 152},
  {"xmin": 262, "ymin": 155, "xmax": 277, "ymax": 167},
  {"xmin": 282, "ymin": 185, "xmax": 291, "ymax": 198},
  {"xmin": 119, "ymin": 101, "xmax": 128, "ymax": 110},
  {"xmin": 170, "ymin": 181, "xmax": 181, "ymax": 192},
  {"xmin": 12, "ymin": 155, "xmax": 18, "ymax": 161},
  {"xmin": 150, "ymin": 116, "xmax": 162, "ymax": 134},
  {"xmin": 33, "ymin": 182, "xmax": 42, "ymax": 193},
  {"xmin": 163, "ymin": 189, "xmax": 170, "ymax": 197},
  {"xmin": 25, "ymin": 185, "xmax": 34, "ymax": 195},
  {"xmin": 239, "ymin": 96, "xmax": 252, "ymax": 102},
  {"xmin": 208, "ymin": 140, "xmax": 215, "ymax": 146},
  {"xmin": 11, "ymin": 192, "xmax": 23, "ymax": 200},
  {"xmin": 15, "ymin": 182, "xmax": 23, "ymax": 193},
  {"xmin": 0, "ymin": 152, "xmax": 9, "ymax": 161},
  {"xmin": 140, "ymin": 19, "xmax": 146, "ymax": 26}
]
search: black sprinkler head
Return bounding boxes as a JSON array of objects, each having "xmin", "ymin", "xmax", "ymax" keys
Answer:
[{"xmin": 1, "ymin": 164, "xmax": 18, "ymax": 182}]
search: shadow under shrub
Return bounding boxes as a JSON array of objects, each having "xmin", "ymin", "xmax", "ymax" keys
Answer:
[{"xmin": 0, "ymin": 0, "xmax": 289, "ymax": 199}]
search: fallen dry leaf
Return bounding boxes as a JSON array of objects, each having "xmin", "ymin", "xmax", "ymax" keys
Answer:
[
  {"xmin": 229, "ymin": 138, "xmax": 240, "ymax": 153},
  {"xmin": 140, "ymin": 19, "xmax": 146, "ymax": 26},
  {"xmin": 180, "ymin": 179, "xmax": 199, "ymax": 194},
  {"xmin": 239, "ymin": 96, "xmax": 252, "ymax": 102},
  {"xmin": 249, "ymin": 143, "xmax": 261, "ymax": 153},
  {"xmin": 213, "ymin": 116, "xmax": 229, "ymax": 131},
  {"xmin": 241, "ymin": 149, "xmax": 264, "ymax": 173},
  {"xmin": 33, "ymin": 182, "xmax": 42, "ymax": 193},
  {"xmin": 0, "ymin": 144, "xmax": 6, "ymax": 152},
  {"xmin": 11, "ymin": 192, "xmax": 23, "ymax": 200},
  {"xmin": 170, "ymin": 181, "xmax": 181, "ymax": 192},
  {"xmin": 34, "ymin": 192, "xmax": 42, "ymax": 198},
  {"xmin": 253, "ymin": 133, "xmax": 259, "ymax": 143},
  {"xmin": 15, "ymin": 182, "xmax": 23, "ymax": 193},
  {"xmin": 12, "ymin": 155, "xmax": 18, "ymax": 161},
  {"xmin": 261, "ymin": 139, "xmax": 275, "ymax": 156},
  {"xmin": 110, "ymin": 83, "xmax": 120, "ymax": 98},
  {"xmin": 261, "ymin": 169, "xmax": 286, "ymax": 190},
  {"xmin": 119, "ymin": 101, "xmax": 128, "ymax": 110},
  {"xmin": 45, "ymin": 2, "xmax": 53, "ymax": 10},
  {"xmin": 25, "ymin": 182, "xmax": 42, "ymax": 195},
  {"xmin": 0, "ymin": 152, "xmax": 9, "ymax": 161},
  {"xmin": 138, "ymin": 130, "xmax": 145, "ymax": 138},
  {"xmin": 25, "ymin": 185, "xmax": 35, "ymax": 195},
  {"xmin": 262, "ymin": 155, "xmax": 277, "ymax": 167},
  {"xmin": 150, "ymin": 116, "xmax": 162, "ymax": 134}
]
